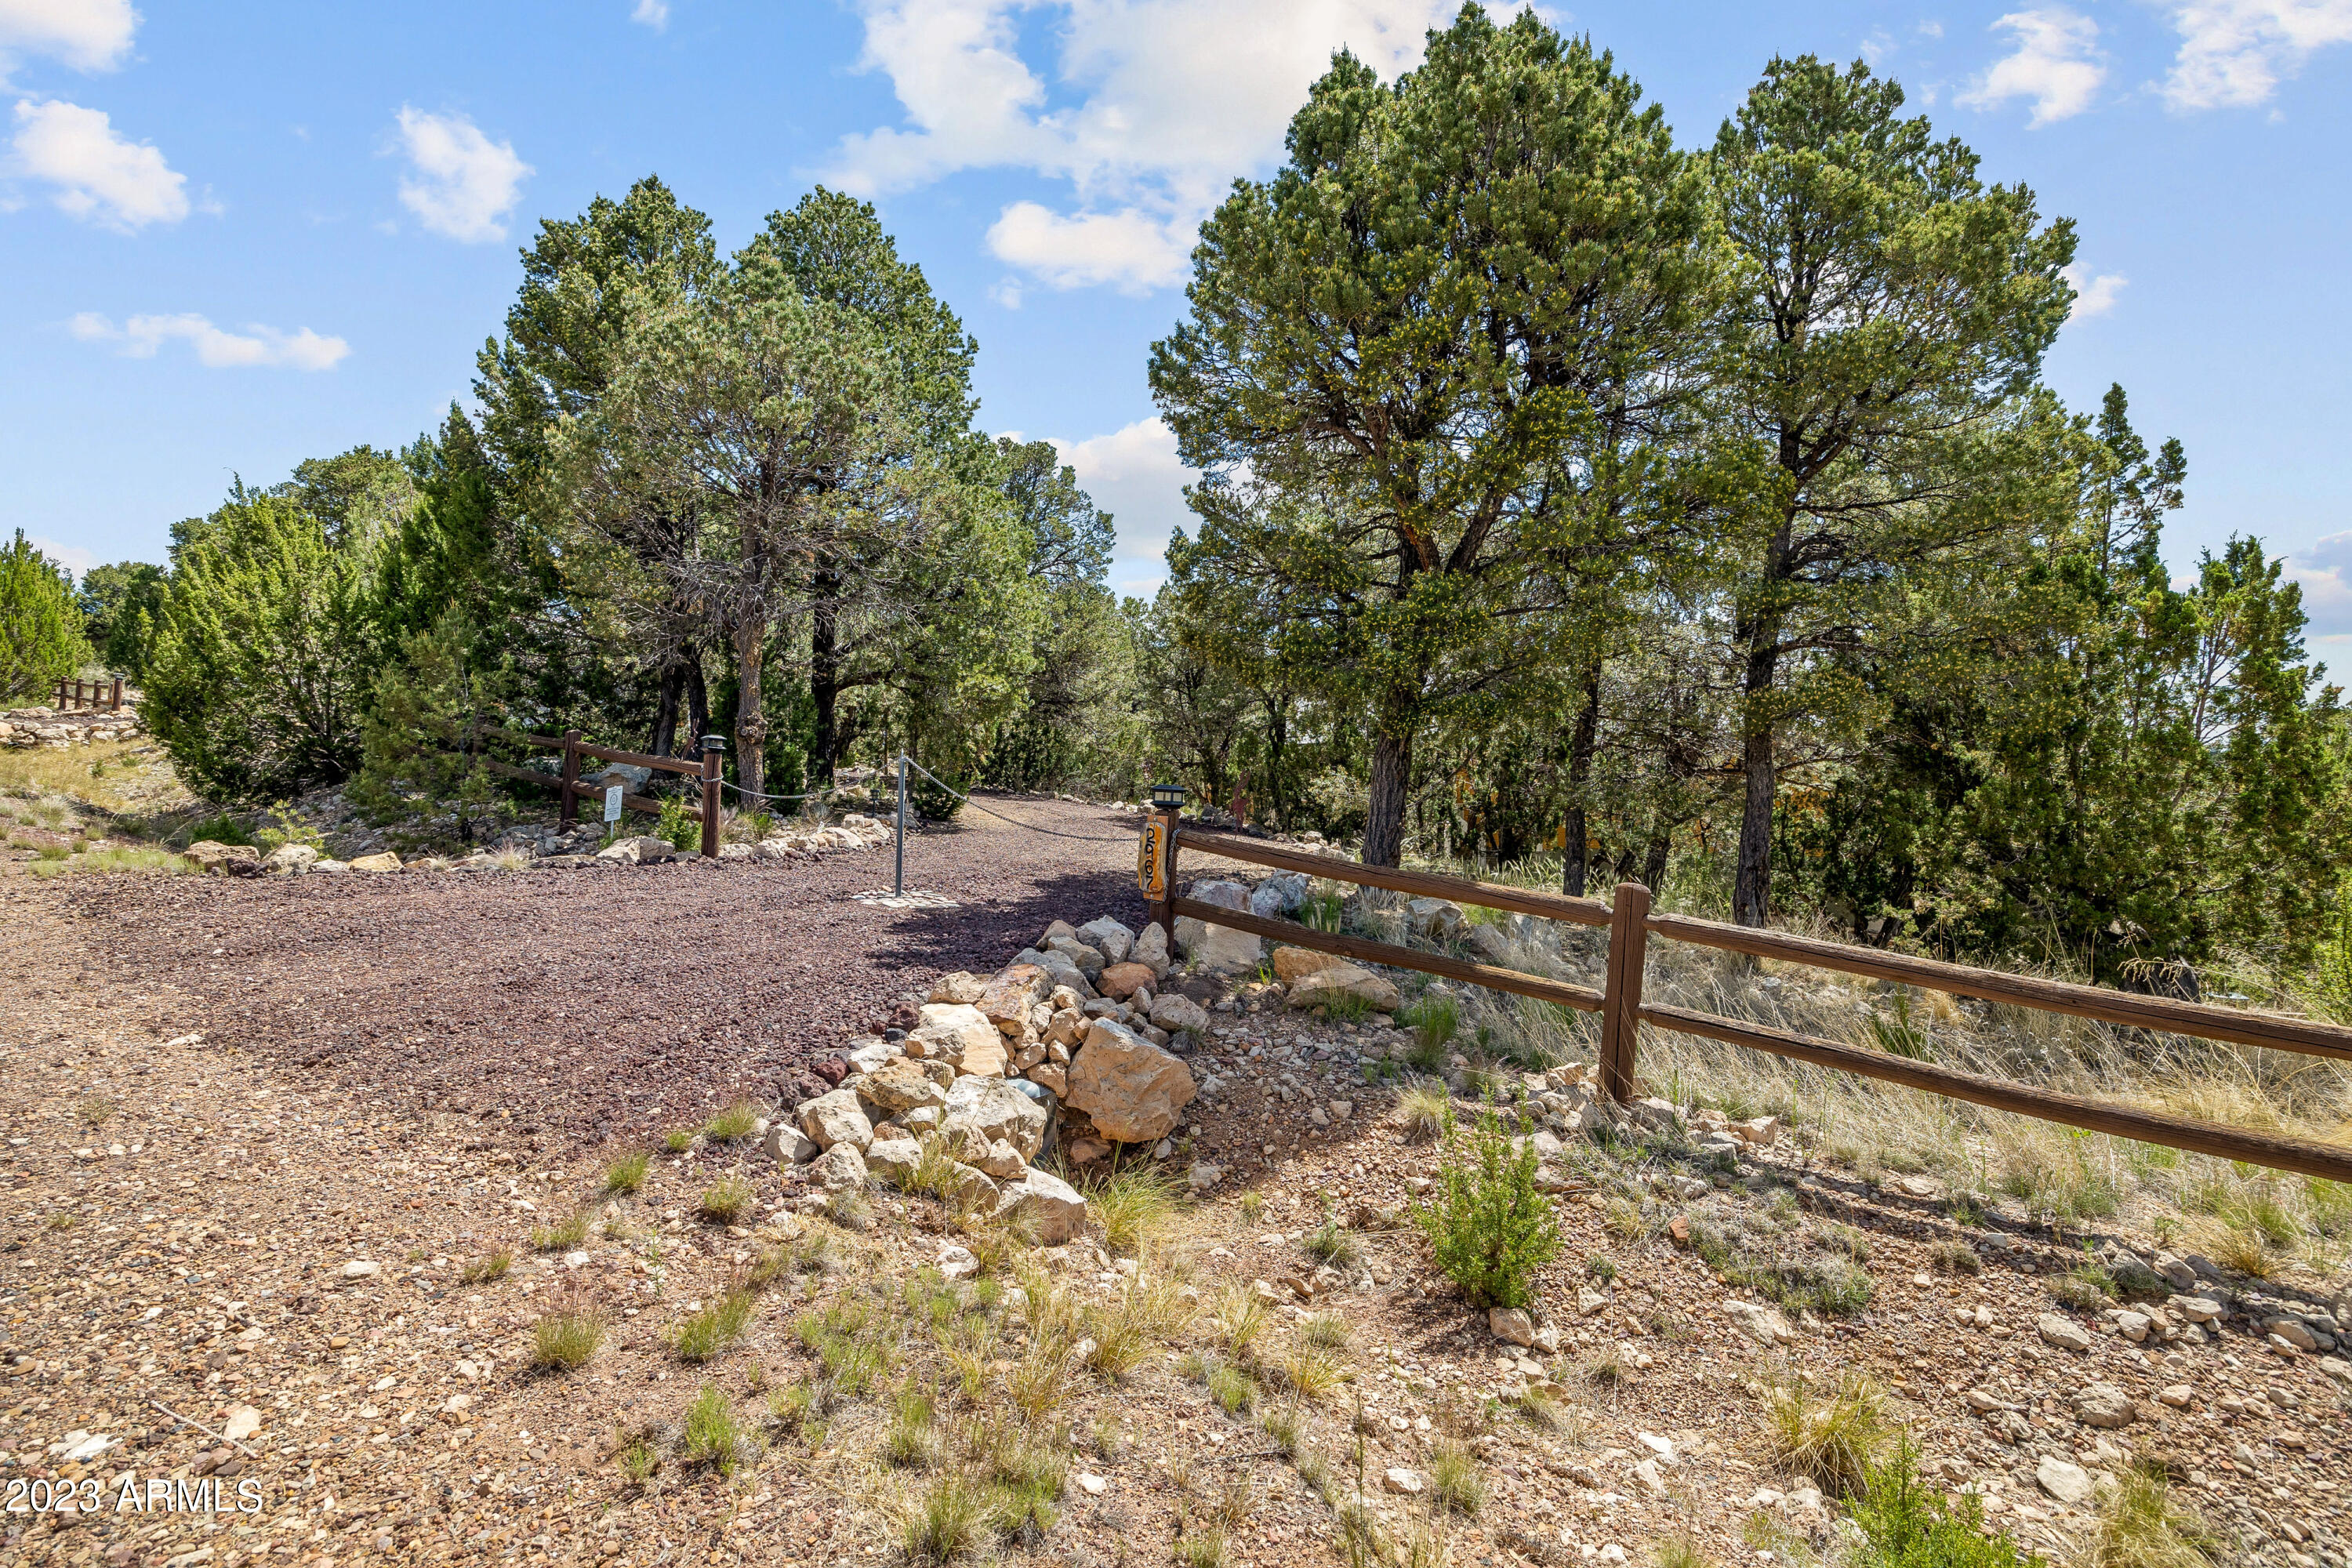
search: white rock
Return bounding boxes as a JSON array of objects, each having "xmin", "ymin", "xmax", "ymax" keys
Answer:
[
  {"xmin": 810, "ymin": 1143, "xmax": 867, "ymax": 1193},
  {"xmin": 863, "ymin": 1137, "xmax": 923, "ymax": 1185},
  {"xmin": 1076, "ymin": 918, "xmax": 1136, "ymax": 965},
  {"xmin": 993, "ymin": 1167, "xmax": 1088, "ymax": 1243},
  {"xmin": 2038, "ymin": 1314, "xmax": 2094, "ymax": 1352},
  {"xmin": 1489, "ymin": 1306, "xmax": 1537, "ymax": 1347},
  {"xmin": 912, "ymin": 1002, "xmax": 1002, "ymax": 1069},
  {"xmin": 2073, "ymin": 1382, "xmax": 2136, "ymax": 1428},
  {"xmin": 1381, "ymin": 1467, "xmax": 1425, "ymax": 1496},
  {"xmin": 221, "ymin": 1406, "xmax": 263, "ymax": 1443},
  {"xmin": 340, "ymin": 1260, "xmax": 380, "ymax": 1280},
  {"xmin": 1066, "ymin": 1019, "xmax": 1197, "ymax": 1143},
  {"xmin": 937, "ymin": 1244, "xmax": 979, "ymax": 1281},
  {"xmin": 1632, "ymin": 1457, "xmax": 1668, "ymax": 1496},
  {"xmin": 942, "ymin": 1075, "xmax": 1049, "ymax": 1160},
  {"xmin": 799, "ymin": 1088, "xmax": 875, "ymax": 1153},
  {"xmin": 2035, "ymin": 1456, "xmax": 2095, "ymax": 1505}
]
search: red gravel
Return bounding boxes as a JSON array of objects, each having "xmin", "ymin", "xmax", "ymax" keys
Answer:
[{"xmin": 40, "ymin": 798, "xmax": 1149, "ymax": 1152}]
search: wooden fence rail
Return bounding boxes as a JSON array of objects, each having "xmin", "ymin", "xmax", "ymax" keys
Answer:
[
  {"xmin": 1155, "ymin": 810, "xmax": 2352, "ymax": 1185},
  {"xmin": 423, "ymin": 720, "xmax": 724, "ymax": 855},
  {"xmin": 55, "ymin": 677, "xmax": 125, "ymax": 713}
]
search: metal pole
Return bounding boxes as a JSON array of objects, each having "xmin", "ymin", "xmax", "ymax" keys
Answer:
[{"xmin": 895, "ymin": 753, "xmax": 907, "ymax": 896}]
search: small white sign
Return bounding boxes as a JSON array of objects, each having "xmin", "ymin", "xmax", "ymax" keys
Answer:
[{"xmin": 604, "ymin": 785, "xmax": 623, "ymax": 823}]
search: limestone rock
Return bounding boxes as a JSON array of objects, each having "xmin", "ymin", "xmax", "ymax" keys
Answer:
[
  {"xmin": 863, "ymin": 1138, "xmax": 923, "ymax": 1185},
  {"xmin": 942, "ymin": 1075, "xmax": 1049, "ymax": 1161},
  {"xmin": 1026, "ymin": 1062, "xmax": 1069, "ymax": 1098},
  {"xmin": 348, "ymin": 851, "xmax": 403, "ymax": 873},
  {"xmin": 798, "ymin": 1089, "xmax": 874, "ymax": 1153},
  {"xmin": 1076, "ymin": 917, "xmax": 1136, "ymax": 964},
  {"xmin": 929, "ymin": 971, "xmax": 987, "ymax": 1006},
  {"xmin": 2035, "ymin": 1456, "xmax": 2095, "ymax": 1505},
  {"xmin": 1248, "ymin": 873, "xmax": 1309, "ymax": 918},
  {"xmin": 1018, "ymin": 946, "xmax": 1098, "ymax": 999},
  {"xmin": 1066, "ymin": 1019, "xmax": 1197, "ymax": 1143},
  {"xmin": 1047, "ymin": 935, "xmax": 1105, "ymax": 980},
  {"xmin": 185, "ymin": 840, "xmax": 262, "ymax": 875},
  {"xmin": 1489, "ymin": 1306, "xmax": 1537, "ymax": 1347},
  {"xmin": 864, "ymin": 1058, "xmax": 949, "ymax": 1114},
  {"xmin": 937, "ymin": 1244, "xmax": 980, "ymax": 1282},
  {"xmin": 2037, "ymin": 1314, "xmax": 2094, "ymax": 1353},
  {"xmin": 1131, "ymin": 921, "xmax": 1171, "ymax": 978},
  {"xmin": 1381, "ymin": 1468, "xmax": 1425, "ymax": 1496},
  {"xmin": 762, "ymin": 1120, "xmax": 820, "ymax": 1164},
  {"xmin": 948, "ymin": 1163, "xmax": 999, "ymax": 1207},
  {"xmin": 2072, "ymin": 1382, "xmax": 2135, "ymax": 1428},
  {"xmin": 260, "ymin": 843, "xmax": 318, "ymax": 875},
  {"xmin": 1272, "ymin": 946, "xmax": 1345, "ymax": 987},
  {"xmin": 1286, "ymin": 962, "xmax": 1402, "ymax": 1013},
  {"xmin": 1726, "ymin": 1301, "xmax": 1795, "ymax": 1347},
  {"xmin": 1407, "ymin": 898, "xmax": 1471, "ymax": 942},
  {"xmin": 811, "ymin": 1143, "xmax": 867, "ymax": 1193},
  {"xmin": 910, "ymin": 1003, "xmax": 1000, "ymax": 1070},
  {"xmin": 994, "ymin": 1167, "xmax": 1087, "ymax": 1243},
  {"xmin": 979, "ymin": 964, "xmax": 1052, "ymax": 1036},
  {"xmin": 1098, "ymin": 962, "xmax": 1154, "ymax": 1001},
  {"xmin": 1149, "ymin": 992, "xmax": 1212, "ymax": 1035}
]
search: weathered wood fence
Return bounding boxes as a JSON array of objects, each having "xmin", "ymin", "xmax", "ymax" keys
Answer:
[
  {"xmin": 459, "ymin": 724, "xmax": 723, "ymax": 856},
  {"xmin": 1145, "ymin": 809, "xmax": 2352, "ymax": 1185},
  {"xmin": 55, "ymin": 677, "xmax": 125, "ymax": 713}
]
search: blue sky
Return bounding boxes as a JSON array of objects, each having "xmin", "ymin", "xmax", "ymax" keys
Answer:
[{"xmin": 5, "ymin": 0, "xmax": 2350, "ymax": 644}]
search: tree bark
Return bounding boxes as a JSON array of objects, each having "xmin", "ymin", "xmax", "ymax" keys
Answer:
[
  {"xmin": 1364, "ymin": 731, "xmax": 1413, "ymax": 868},
  {"xmin": 732, "ymin": 621, "xmax": 768, "ymax": 801},
  {"xmin": 648, "ymin": 662, "xmax": 683, "ymax": 759},
  {"xmin": 1733, "ymin": 631, "xmax": 1780, "ymax": 927},
  {"xmin": 1560, "ymin": 658, "xmax": 1603, "ymax": 896},
  {"xmin": 810, "ymin": 575, "xmax": 839, "ymax": 792},
  {"xmin": 1260, "ymin": 689, "xmax": 1289, "ymax": 831},
  {"xmin": 1641, "ymin": 831, "xmax": 1670, "ymax": 894},
  {"xmin": 685, "ymin": 657, "xmax": 709, "ymax": 753}
]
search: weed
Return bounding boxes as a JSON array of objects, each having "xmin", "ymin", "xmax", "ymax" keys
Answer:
[
  {"xmin": 1927, "ymin": 1240, "xmax": 1983, "ymax": 1276},
  {"xmin": 1207, "ymin": 1361, "xmax": 1254, "ymax": 1414},
  {"xmin": 1269, "ymin": 1343, "xmax": 1344, "ymax": 1400},
  {"xmin": 1820, "ymin": 1221, "xmax": 1872, "ymax": 1261},
  {"xmin": 1084, "ymin": 1276, "xmax": 1192, "ymax": 1380},
  {"xmin": 1303, "ymin": 1312, "xmax": 1352, "ymax": 1348},
  {"xmin": 1175, "ymin": 1526, "xmax": 1229, "ymax": 1568},
  {"xmin": 1582, "ymin": 1346, "xmax": 1626, "ymax": 1388},
  {"xmin": 1397, "ymin": 1082, "xmax": 1452, "ymax": 1143},
  {"xmin": 603, "ymin": 1151, "xmax": 650, "ymax": 1195},
  {"xmin": 1428, "ymin": 1438, "xmax": 1484, "ymax": 1515},
  {"xmin": 1587, "ymin": 1253, "xmax": 1620, "ymax": 1285},
  {"xmin": 1410, "ymin": 1108, "xmax": 1561, "ymax": 1308},
  {"xmin": 671, "ymin": 1287, "xmax": 757, "ymax": 1362},
  {"xmin": 1400, "ymin": 994, "xmax": 1462, "ymax": 1058},
  {"xmin": 531, "ymin": 1300, "xmax": 606, "ymax": 1371},
  {"xmin": 663, "ymin": 1128, "xmax": 695, "ymax": 1153},
  {"xmin": 529, "ymin": 1210, "xmax": 590, "ymax": 1252},
  {"xmin": 885, "ymin": 1388, "xmax": 941, "ymax": 1468},
  {"xmin": 1091, "ymin": 1165, "xmax": 1180, "ymax": 1257},
  {"xmin": 699, "ymin": 1176, "xmax": 753, "ymax": 1225},
  {"xmin": 2084, "ymin": 1454, "xmax": 2217, "ymax": 1568},
  {"xmin": 902, "ymin": 1472, "xmax": 987, "ymax": 1564},
  {"xmin": 1305, "ymin": 1215, "xmax": 1364, "ymax": 1269},
  {"xmin": 1239, "ymin": 1190, "xmax": 1265, "ymax": 1224},
  {"xmin": 615, "ymin": 1437, "xmax": 658, "ymax": 1486},
  {"xmin": 2050, "ymin": 1266, "xmax": 2115, "ymax": 1311},
  {"xmin": 682, "ymin": 1384, "xmax": 749, "ymax": 1475},
  {"xmin": 1849, "ymin": 1443, "xmax": 2044, "ymax": 1566},
  {"xmin": 825, "ymin": 1189, "xmax": 875, "ymax": 1230},
  {"xmin": 459, "ymin": 1250, "xmax": 511, "ymax": 1285},
  {"xmin": 769, "ymin": 1381, "xmax": 832, "ymax": 1446},
  {"xmin": 1211, "ymin": 1283, "xmax": 1269, "ymax": 1360},
  {"xmin": 1653, "ymin": 1535, "xmax": 1717, "ymax": 1568},
  {"xmin": 75, "ymin": 1095, "xmax": 114, "ymax": 1128},
  {"xmin": 703, "ymin": 1101, "xmax": 760, "ymax": 1142},
  {"xmin": 1260, "ymin": 1403, "xmax": 1305, "ymax": 1458},
  {"xmin": 2205, "ymin": 1221, "xmax": 2279, "ymax": 1279},
  {"xmin": 1762, "ymin": 1373, "xmax": 1892, "ymax": 1499}
]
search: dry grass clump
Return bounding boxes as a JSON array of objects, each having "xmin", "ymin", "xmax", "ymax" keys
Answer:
[
  {"xmin": 459, "ymin": 1249, "xmax": 511, "ymax": 1284},
  {"xmin": 603, "ymin": 1151, "xmax": 650, "ymax": 1194},
  {"xmin": 1396, "ymin": 1081, "xmax": 1452, "ymax": 1143},
  {"xmin": 698, "ymin": 1175, "xmax": 753, "ymax": 1224},
  {"xmin": 529, "ymin": 1208, "xmax": 590, "ymax": 1252},
  {"xmin": 671, "ymin": 1287, "xmax": 757, "ymax": 1362},
  {"xmin": 1761, "ymin": 1372, "xmax": 1892, "ymax": 1499},
  {"xmin": 1090, "ymin": 1164, "xmax": 1181, "ymax": 1256},
  {"xmin": 531, "ymin": 1295, "xmax": 607, "ymax": 1371},
  {"xmin": 1428, "ymin": 1437, "xmax": 1485, "ymax": 1515},
  {"xmin": 702, "ymin": 1100, "xmax": 761, "ymax": 1142},
  {"xmin": 2084, "ymin": 1456, "xmax": 2219, "ymax": 1568},
  {"xmin": 682, "ymin": 1384, "xmax": 751, "ymax": 1475}
]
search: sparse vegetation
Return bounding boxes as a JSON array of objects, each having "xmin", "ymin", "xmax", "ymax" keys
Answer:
[
  {"xmin": 529, "ymin": 1208, "xmax": 591, "ymax": 1252},
  {"xmin": 699, "ymin": 1175, "xmax": 753, "ymax": 1224},
  {"xmin": 1428, "ymin": 1438, "xmax": 1484, "ymax": 1515},
  {"xmin": 531, "ymin": 1299, "xmax": 607, "ymax": 1371},
  {"xmin": 603, "ymin": 1150, "xmax": 650, "ymax": 1194},
  {"xmin": 1091, "ymin": 1164, "xmax": 1180, "ymax": 1256},
  {"xmin": 2083, "ymin": 1454, "xmax": 2216, "ymax": 1568},
  {"xmin": 1396, "ymin": 1081, "xmax": 1451, "ymax": 1143},
  {"xmin": 681, "ymin": 1384, "xmax": 749, "ymax": 1475},
  {"xmin": 1762, "ymin": 1373, "xmax": 1892, "ymax": 1499},
  {"xmin": 671, "ymin": 1287, "xmax": 757, "ymax": 1361},
  {"xmin": 1410, "ymin": 1107, "xmax": 1560, "ymax": 1308},
  {"xmin": 703, "ymin": 1100, "xmax": 760, "ymax": 1142},
  {"xmin": 459, "ymin": 1249, "xmax": 511, "ymax": 1284}
]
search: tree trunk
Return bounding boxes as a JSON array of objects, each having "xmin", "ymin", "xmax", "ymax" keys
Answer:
[
  {"xmin": 1641, "ymin": 831, "xmax": 1670, "ymax": 894},
  {"xmin": 810, "ymin": 577, "xmax": 839, "ymax": 792},
  {"xmin": 685, "ymin": 658, "xmax": 709, "ymax": 753},
  {"xmin": 1560, "ymin": 658, "xmax": 1602, "ymax": 896},
  {"xmin": 732, "ymin": 621, "xmax": 768, "ymax": 801},
  {"xmin": 1733, "ymin": 632, "xmax": 1780, "ymax": 927},
  {"xmin": 648, "ymin": 662, "xmax": 683, "ymax": 759},
  {"xmin": 1364, "ymin": 731, "xmax": 1413, "ymax": 868},
  {"xmin": 1261, "ymin": 691, "xmax": 1289, "ymax": 831}
]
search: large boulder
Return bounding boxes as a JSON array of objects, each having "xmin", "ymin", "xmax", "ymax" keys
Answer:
[
  {"xmin": 261, "ymin": 843, "xmax": 318, "ymax": 875},
  {"xmin": 1131, "ymin": 922, "xmax": 1171, "ymax": 978},
  {"xmin": 1287, "ymin": 961, "xmax": 1401, "ymax": 1013},
  {"xmin": 1076, "ymin": 917, "xmax": 1135, "ymax": 965},
  {"xmin": 184, "ymin": 840, "xmax": 260, "ymax": 876},
  {"xmin": 1066, "ymin": 1019, "xmax": 1197, "ymax": 1143},
  {"xmin": 909, "ymin": 1004, "xmax": 1000, "ymax": 1069},
  {"xmin": 942, "ymin": 1074, "xmax": 1049, "ymax": 1161},
  {"xmin": 1174, "ymin": 917, "xmax": 1263, "ymax": 975},
  {"xmin": 797, "ymin": 1088, "xmax": 875, "ymax": 1152},
  {"xmin": 1272, "ymin": 945, "xmax": 1345, "ymax": 988},
  {"xmin": 1149, "ymin": 993, "xmax": 1212, "ymax": 1036},
  {"xmin": 978, "ymin": 964, "xmax": 1051, "ymax": 1035},
  {"xmin": 863, "ymin": 1137, "xmax": 924, "ymax": 1186},
  {"xmin": 1097, "ymin": 962, "xmax": 1154, "ymax": 1001},
  {"xmin": 1249, "ymin": 872, "xmax": 1310, "ymax": 918},
  {"xmin": 993, "ymin": 1167, "xmax": 1089, "ymax": 1243},
  {"xmin": 863, "ymin": 1058, "xmax": 949, "ymax": 1115},
  {"xmin": 810, "ymin": 1143, "xmax": 867, "ymax": 1193},
  {"xmin": 1189, "ymin": 878, "xmax": 1251, "ymax": 913}
]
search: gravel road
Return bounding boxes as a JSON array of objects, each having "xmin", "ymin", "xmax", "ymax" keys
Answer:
[{"xmin": 38, "ymin": 797, "xmax": 1150, "ymax": 1152}]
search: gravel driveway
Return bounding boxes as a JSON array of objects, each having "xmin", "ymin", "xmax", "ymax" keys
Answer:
[{"xmin": 42, "ymin": 797, "xmax": 1150, "ymax": 1153}]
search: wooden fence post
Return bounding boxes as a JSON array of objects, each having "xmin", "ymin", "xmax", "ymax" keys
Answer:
[
  {"xmin": 1599, "ymin": 880, "xmax": 1652, "ymax": 1105},
  {"xmin": 1152, "ymin": 804, "xmax": 1180, "ymax": 942},
  {"xmin": 558, "ymin": 730, "xmax": 583, "ymax": 830},
  {"xmin": 110, "ymin": 677, "xmax": 122, "ymax": 711},
  {"xmin": 699, "ymin": 735, "xmax": 722, "ymax": 858},
  {"xmin": 55, "ymin": 680, "xmax": 64, "ymax": 711}
]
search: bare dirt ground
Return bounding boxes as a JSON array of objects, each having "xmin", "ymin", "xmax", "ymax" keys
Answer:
[{"xmin": 3, "ymin": 800, "xmax": 2349, "ymax": 1568}]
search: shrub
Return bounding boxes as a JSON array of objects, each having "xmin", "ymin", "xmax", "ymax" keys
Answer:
[
  {"xmin": 349, "ymin": 609, "xmax": 515, "ymax": 850},
  {"xmin": 1410, "ymin": 1108, "xmax": 1561, "ymax": 1308},
  {"xmin": 0, "ymin": 530, "xmax": 91, "ymax": 702},
  {"xmin": 1849, "ymin": 1444, "xmax": 2045, "ymax": 1566}
]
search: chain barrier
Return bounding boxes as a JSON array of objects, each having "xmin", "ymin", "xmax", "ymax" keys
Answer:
[{"xmin": 894, "ymin": 755, "xmax": 1138, "ymax": 843}]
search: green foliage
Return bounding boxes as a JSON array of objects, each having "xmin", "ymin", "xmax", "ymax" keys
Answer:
[
  {"xmin": 1848, "ymin": 1444, "xmax": 2044, "ymax": 1566},
  {"xmin": 655, "ymin": 793, "xmax": 699, "ymax": 851},
  {"xmin": 349, "ymin": 608, "xmax": 515, "ymax": 848},
  {"xmin": 1, "ymin": 530, "xmax": 92, "ymax": 702},
  {"xmin": 75, "ymin": 560, "xmax": 165, "ymax": 678},
  {"xmin": 1409, "ymin": 1106, "xmax": 1562, "ymax": 1309},
  {"xmin": 144, "ymin": 490, "xmax": 379, "ymax": 804}
]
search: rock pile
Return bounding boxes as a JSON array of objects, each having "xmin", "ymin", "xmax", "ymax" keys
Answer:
[
  {"xmin": 778, "ymin": 914, "xmax": 1217, "ymax": 1238},
  {"xmin": 0, "ymin": 704, "xmax": 143, "ymax": 750}
]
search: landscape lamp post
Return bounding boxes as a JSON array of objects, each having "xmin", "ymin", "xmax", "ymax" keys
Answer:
[{"xmin": 1147, "ymin": 782, "xmax": 1183, "ymax": 939}]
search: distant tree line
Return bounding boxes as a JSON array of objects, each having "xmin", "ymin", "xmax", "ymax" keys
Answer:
[{"xmin": 33, "ymin": 3, "xmax": 2349, "ymax": 987}]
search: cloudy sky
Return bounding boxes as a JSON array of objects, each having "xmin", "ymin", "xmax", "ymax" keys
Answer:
[{"xmin": 5, "ymin": 0, "xmax": 2350, "ymax": 641}]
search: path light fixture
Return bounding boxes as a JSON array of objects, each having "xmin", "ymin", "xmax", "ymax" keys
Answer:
[
  {"xmin": 1150, "ymin": 782, "xmax": 1185, "ymax": 810},
  {"xmin": 699, "ymin": 735, "xmax": 727, "ymax": 754}
]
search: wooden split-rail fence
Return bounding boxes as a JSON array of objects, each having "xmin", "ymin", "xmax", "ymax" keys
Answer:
[
  {"xmin": 454, "ymin": 724, "xmax": 723, "ymax": 857},
  {"xmin": 1138, "ymin": 805, "xmax": 2352, "ymax": 1185},
  {"xmin": 55, "ymin": 677, "xmax": 125, "ymax": 713}
]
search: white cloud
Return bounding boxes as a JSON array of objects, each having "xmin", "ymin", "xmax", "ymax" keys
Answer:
[
  {"xmin": 1918, "ymin": 19, "xmax": 1946, "ymax": 38},
  {"xmin": 2161, "ymin": 0, "xmax": 2352, "ymax": 109},
  {"xmin": 2282, "ymin": 532, "xmax": 2352, "ymax": 638},
  {"xmin": 2061, "ymin": 262, "xmax": 2127, "ymax": 318},
  {"xmin": 70, "ymin": 310, "xmax": 350, "ymax": 370},
  {"xmin": 630, "ymin": 0, "xmax": 670, "ymax": 30},
  {"xmin": 985, "ymin": 202, "xmax": 1191, "ymax": 292},
  {"xmin": 27, "ymin": 532, "xmax": 94, "ymax": 579},
  {"xmin": 390, "ymin": 105, "xmax": 531, "ymax": 243},
  {"xmin": 0, "ymin": 0, "xmax": 138, "ymax": 79},
  {"xmin": 1958, "ymin": 9, "xmax": 2105, "ymax": 125},
  {"xmin": 1047, "ymin": 416, "xmax": 1198, "ymax": 593},
  {"xmin": 8, "ymin": 97, "xmax": 184, "ymax": 227},
  {"xmin": 833, "ymin": 0, "xmax": 1465, "ymax": 292}
]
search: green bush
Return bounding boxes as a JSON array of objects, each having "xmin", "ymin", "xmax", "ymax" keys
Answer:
[
  {"xmin": 1, "ymin": 530, "xmax": 91, "ymax": 702},
  {"xmin": 1848, "ymin": 1445, "xmax": 2043, "ymax": 1566},
  {"xmin": 350, "ymin": 609, "xmax": 515, "ymax": 849},
  {"xmin": 1409, "ymin": 1106, "xmax": 1561, "ymax": 1308},
  {"xmin": 906, "ymin": 762, "xmax": 967, "ymax": 822},
  {"xmin": 143, "ymin": 491, "xmax": 379, "ymax": 804},
  {"xmin": 656, "ymin": 794, "xmax": 700, "ymax": 851}
]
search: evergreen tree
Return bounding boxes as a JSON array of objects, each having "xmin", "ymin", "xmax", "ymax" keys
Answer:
[{"xmin": 0, "ymin": 531, "xmax": 90, "ymax": 701}]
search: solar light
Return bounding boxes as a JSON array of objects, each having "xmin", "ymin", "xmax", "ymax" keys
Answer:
[
  {"xmin": 1150, "ymin": 782, "xmax": 1185, "ymax": 809},
  {"xmin": 699, "ymin": 735, "xmax": 727, "ymax": 753}
]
